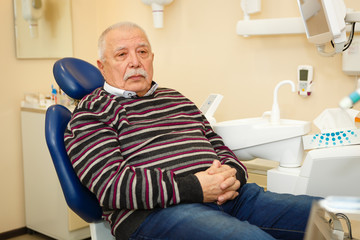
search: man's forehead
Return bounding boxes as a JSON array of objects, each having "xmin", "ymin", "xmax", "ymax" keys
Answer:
[
  {"xmin": 107, "ymin": 28, "xmax": 150, "ymax": 46},
  {"xmin": 114, "ymin": 42, "xmax": 150, "ymax": 52}
]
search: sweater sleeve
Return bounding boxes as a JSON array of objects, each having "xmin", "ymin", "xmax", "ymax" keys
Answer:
[
  {"xmin": 64, "ymin": 100, "xmax": 203, "ymax": 211},
  {"xmin": 202, "ymin": 115, "xmax": 248, "ymax": 187}
]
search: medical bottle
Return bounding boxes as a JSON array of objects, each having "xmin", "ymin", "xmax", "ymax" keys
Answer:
[{"xmin": 51, "ymin": 84, "xmax": 58, "ymax": 104}]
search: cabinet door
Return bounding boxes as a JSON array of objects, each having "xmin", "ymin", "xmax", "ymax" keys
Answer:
[{"xmin": 21, "ymin": 110, "xmax": 89, "ymax": 239}]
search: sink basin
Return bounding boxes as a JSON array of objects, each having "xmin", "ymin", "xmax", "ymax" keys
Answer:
[
  {"xmin": 213, "ymin": 117, "xmax": 311, "ymax": 150},
  {"xmin": 213, "ymin": 117, "xmax": 311, "ymax": 167}
]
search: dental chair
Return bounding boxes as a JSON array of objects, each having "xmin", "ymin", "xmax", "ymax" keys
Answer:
[{"xmin": 45, "ymin": 57, "xmax": 115, "ymax": 240}]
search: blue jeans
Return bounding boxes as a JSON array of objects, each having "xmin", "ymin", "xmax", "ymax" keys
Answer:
[{"xmin": 129, "ymin": 183, "xmax": 319, "ymax": 240}]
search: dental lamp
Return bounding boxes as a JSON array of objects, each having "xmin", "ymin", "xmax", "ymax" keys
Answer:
[
  {"xmin": 297, "ymin": 0, "xmax": 360, "ymax": 57},
  {"xmin": 22, "ymin": 0, "xmax": 43, "ymax": 38},
  {"xmin": 141, "ymin": 0, "xmax": 173, "ymax": 28}
]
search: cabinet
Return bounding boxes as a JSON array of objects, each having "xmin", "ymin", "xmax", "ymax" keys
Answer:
[
  {"xmin": 21, "ymin": 108, "xmax": 90, "ymax": 240},
  {"xmin": 242, "ymin": 159, "xmax": 279, "ymax": 190}
]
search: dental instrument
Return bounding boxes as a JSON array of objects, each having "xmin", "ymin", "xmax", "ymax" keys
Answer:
[{"xmin": 339, "ymin": 87, "xmax": 360, "ymax": 109}]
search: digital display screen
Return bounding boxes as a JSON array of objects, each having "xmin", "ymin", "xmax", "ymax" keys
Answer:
[{"xmin": 299, "ymin": 69, "xmax": 308, "ymax": 81}]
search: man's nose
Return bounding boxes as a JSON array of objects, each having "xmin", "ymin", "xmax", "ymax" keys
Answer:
[{"xmin": 129, "ymin": 52, "xmax": 141, "ymax": 68}]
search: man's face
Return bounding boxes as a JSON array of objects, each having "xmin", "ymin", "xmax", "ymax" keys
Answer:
[{"xmin": 97, "ymin": 27, "xmax": 154, "ymax": 97}]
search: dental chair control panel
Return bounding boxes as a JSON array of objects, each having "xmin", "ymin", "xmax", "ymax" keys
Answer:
[{"xmin": 267, "ymin": 145, "xmax": 360, "ymax": 198}]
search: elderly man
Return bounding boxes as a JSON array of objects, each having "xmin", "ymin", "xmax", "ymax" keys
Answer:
[{"xmin": 65, "ymin": 22, "xmax": 318, "ymax": 240}]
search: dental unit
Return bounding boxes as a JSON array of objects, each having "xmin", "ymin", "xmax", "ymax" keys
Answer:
[
  {"xmin": 203, "ymin": 79, "xmax": 360, "ymax": 200},
  {"xmin": 212, "ymin": 80, "xmax": 310, "ymax": 168},
  {"xmin": 209, "ymin": 0, "xmax": 360, "ymax": 202}
]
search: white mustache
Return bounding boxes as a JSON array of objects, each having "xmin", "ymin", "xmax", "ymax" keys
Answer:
[{"xmin": 124, "ymin": 69, "xmax": 148, "ymax": 81}]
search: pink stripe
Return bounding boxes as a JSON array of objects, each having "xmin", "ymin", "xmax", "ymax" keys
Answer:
[
  {"xmin": 128, "ymin": 167, "xmax": 135, "ymax": 209},
  {"xmin": 130, "ymin": 112, "xmax": 200, "ymax": 124},
  {"xmin": 119, "ymin": 92, "xmax": 186, "ymax": 107},
  {"xmin": 158, "ymin": 169, "xmax": 164, "ymax": 208},
  {"xmin": 122, "ymin": 135, "xmax": 207, "ymax": 152},
  {"xmin": 104, "ymin": 106, "xmax": 127, "ymax": 125},
  {"xmin": 99, "ymin": 163, "xmax": 127, "ymax": 204},
  {"xmin": 65, "ymin": 121, "xmax": 98, "ymax": 133},
  {"xmin": 112, "ymin": 166, "xmax": 120, "ymax": 208},
  {"xmin": 88, "ymin": 158, "xmax": 122, "ymax": 189},
  {"xmin": 72, "ymin": 95, "xmax": 112, "ymax": 118},
  {"xmin": 144, "ymin": 169, "xmax": 150, "ymax": 209},
  {"xmin": 127, "ymin": 102, "xmax": 193, "ymax": 116},
  {"xmin": 172, "ymin": 161, "xmax": 213, "ymax": 172},
  {"xmin": 120, "ymin": 121, "xmax": 200, "ymax": 137},
  {"xmin": 131, "ymin": 149, "xmax": 215, "ymax": 167},
  {"xmin": 112, "ymin": 209, "xmax": 131, "ymax": 228},
  {"xmin": 70, "ymin": 136, "xmax": 118, "ymax": 165},
  {"xmin": 66, "ymin": 127, "xmax": 115, "ymax": 152},
  {"xmin": 79, "ymin": 146, "xmax": 121, "ymax": 178},
  {"xmin": 216, "ymin": 146, "xmax": 248, "ymax": 174}
]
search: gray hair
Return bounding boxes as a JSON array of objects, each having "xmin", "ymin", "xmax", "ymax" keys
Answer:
[{"xmin": 97, "ymin": 22, "xmax": 150, "ymax": 62}]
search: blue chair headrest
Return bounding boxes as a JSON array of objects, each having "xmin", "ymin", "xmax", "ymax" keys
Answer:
[{"xmin": 53, "ymin": 57, "xmax": 104, "ymax": 100}]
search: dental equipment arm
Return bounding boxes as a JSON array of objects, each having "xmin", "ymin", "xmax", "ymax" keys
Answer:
[{"xmin": 141, "ymin": 0, "xmax": 173, "ymax": 28}]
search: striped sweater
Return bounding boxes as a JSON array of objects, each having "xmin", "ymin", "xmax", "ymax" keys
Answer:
[{"xmin": 65, "ymin": 87, "xmax": 247, "ymax": 239}]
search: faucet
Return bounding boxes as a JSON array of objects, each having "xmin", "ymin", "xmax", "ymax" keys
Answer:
[{"xmin": 271, "ymin": 80, "xmax": 295, "ymax": 124}]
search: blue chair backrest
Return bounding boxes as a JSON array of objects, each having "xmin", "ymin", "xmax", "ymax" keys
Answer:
[{"xmin": 45, "ymin": 57, "xmax": 104, "ymax": 222}]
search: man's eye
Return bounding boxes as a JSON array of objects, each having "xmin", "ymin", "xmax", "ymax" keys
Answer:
[
  {"xmin": 138, "ymin": 50, "xmax": 149, "ymax": 57},
  {"xmin": 115, "ymin": 51, "xmax": 127, "ymax": 58}
]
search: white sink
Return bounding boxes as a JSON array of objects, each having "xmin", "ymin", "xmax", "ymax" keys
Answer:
[
  {"xmin": 213, "ymin": 117, "xmax": 311, "ymax": 150},
  {"xmin": 213, "ymin": 117, "xmax": 311, "ymax": 167},
  {"xmin": 209, "ymin": 80, "xmax": 311, "ymax": 167}
]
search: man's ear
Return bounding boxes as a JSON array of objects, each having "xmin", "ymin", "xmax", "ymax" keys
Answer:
[{"xmin": 97, "ymin": 60, "xmax": 105, "ymax": 76}]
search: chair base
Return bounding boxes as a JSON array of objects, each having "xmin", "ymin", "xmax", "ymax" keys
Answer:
[{"xmin": 90, "ymin": 221, "xmax": 115, "ymax": 240}]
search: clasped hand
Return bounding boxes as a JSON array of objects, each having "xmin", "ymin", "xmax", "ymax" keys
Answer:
[{"xmin": 195, "ymin": 160, "xmax": 240, "ymax": 205}]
